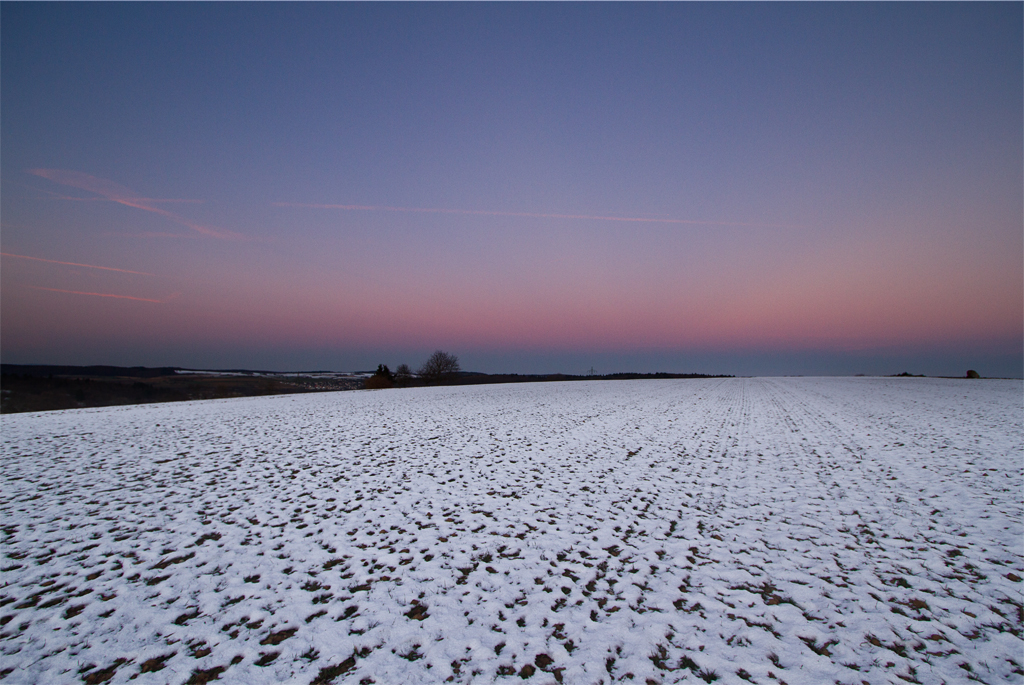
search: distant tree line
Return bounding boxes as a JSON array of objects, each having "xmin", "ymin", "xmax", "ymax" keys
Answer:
[
  {"xmin": 363, "ymin": 351, "xmax": 461, "ymax": 389},
  {"xmin": 361, "ymin": 353, "xmax": 741, "ymax": 391}
]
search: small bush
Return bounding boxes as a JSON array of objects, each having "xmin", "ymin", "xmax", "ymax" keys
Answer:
[{"xmin": 363, "ymin": 375, "xmax": 393, "ymax": 390}]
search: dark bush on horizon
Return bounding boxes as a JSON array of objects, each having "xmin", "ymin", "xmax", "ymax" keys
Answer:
[{"xmin": 363, "ymin": 364, "xmax": 394, "ymax": 390}]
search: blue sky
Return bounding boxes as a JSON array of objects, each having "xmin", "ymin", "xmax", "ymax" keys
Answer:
[{"xmin": 2, "ymin": 3, "xmax": 1021, "ymax": 376}]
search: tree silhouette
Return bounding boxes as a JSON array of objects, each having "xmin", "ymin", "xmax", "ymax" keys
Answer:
[
  {"xmin": 418, "ymin": 350, "xmax": 460, "ymax": 385},
  {"xmin": 364, "ymin": 363, "xmax": 394, "ymax": 389},
  {"xmin": 394, "ymin": 363, "xmax": 412, "ymax": 386}
]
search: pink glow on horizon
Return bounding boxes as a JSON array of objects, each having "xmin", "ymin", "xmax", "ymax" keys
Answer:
[
  {"xmin": 143, "ymin": 262, "xmax": 1017, "ymax": 355},
  {"xmin": 2, "ymin": 175, "xmax": 1017, "ymax": 367},
  {"xmin": 6, "ymin": 251, "xmax": 1018, "ymax": 364},
  {"xmin": 1, "ymin": 251, "xmax": 155, "ymax": 276},
  {"xmin": 177, "ymin": 224, "xmax": 1017, "ymax": 354}
]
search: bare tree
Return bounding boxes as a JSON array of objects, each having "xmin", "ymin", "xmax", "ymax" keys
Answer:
[
  {"xmin": 418, "ymin": 350, "xmax": 460, "ymax": 384},
  {"xmin": 393, "ymin": 363, "xmax": 413, "ymax": 386}
]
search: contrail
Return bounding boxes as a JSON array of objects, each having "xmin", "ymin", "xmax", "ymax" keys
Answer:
[
  {"xmin": 28, "ymin": 169, "xmax": 243, "ymax": 240},
  {"xmin": 31, "ymin": 286, "xmax": 163, "ymax": 303},
  {"xmin": 273, "ymin": 202, "xmax": 795, "ymax": 228},
  {"xmin": 2, "ymin": 252, "xmax": 154, "ymax": 276},
  {"xmin": 42, "ymin": 194, "xmax": 203, "ymax": 204}
]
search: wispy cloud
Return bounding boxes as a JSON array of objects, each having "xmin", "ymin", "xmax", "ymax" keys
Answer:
[
  {"xmin": 31, "ymin": 286, "xmax": 163, "ymax": 303},
  {"xmin": 273, "ymin": 202, "xmax": 797, "ymax": 228},
  {"xmin": 1, "ymin": 251, "xmax": 155, "ymax": 276},
  {"xmin": 40, "ymin": 194, "xmax": 203, "ymax": 204},
  {"xmin": 28, "ymin": 169, "xmax": 243, "ymax": 240},
  {"xmin": 102, "ymin": 231, "xmax": 195, "ymax": 240}
]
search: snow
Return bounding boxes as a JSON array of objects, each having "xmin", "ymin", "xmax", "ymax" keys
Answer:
[{"xmin": 1, "ymin": 377, "xmax": 1021, "ymax": 684}]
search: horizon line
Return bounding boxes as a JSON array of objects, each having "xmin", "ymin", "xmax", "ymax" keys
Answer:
[{"xmin": 2, "ymin": 362, "xmax": 1012, "ymax": 379}]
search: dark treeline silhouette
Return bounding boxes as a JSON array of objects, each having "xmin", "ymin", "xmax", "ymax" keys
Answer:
[
  {"xmin": 363, "ymin": 367, "xmax": 734, "ymax": 390},
  {"xmin": 3, "ymin": 362, "xmax": 735, "ymax": 410},
  {"xmin": 364, "ymin": 350, "xmax": 462, "ymax": 389},
  {"xmin": 444, "ymin": 371, "xmax": 734, "ymax": 386},
  {"xmin": 362, "ymin": 349, "xmax": 733, "ymax": 391}
]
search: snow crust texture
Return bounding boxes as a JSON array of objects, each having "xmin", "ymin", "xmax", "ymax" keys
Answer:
[{"xmin": 1, "ymin": 377, "xmax": 1022, "ymax": 685}]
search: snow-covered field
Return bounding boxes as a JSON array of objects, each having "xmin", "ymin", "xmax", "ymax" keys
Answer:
[{"xmin": 1, "ymin": 377, "xmax": 1021, "ymax": 685}]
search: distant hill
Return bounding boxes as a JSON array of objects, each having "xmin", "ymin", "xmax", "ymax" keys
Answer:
[
  {"xmin": 1, "ymin": 364, "xmax": 181, "ymax": 378},
  {"xmin": 1, "ymin": 365, "xmax": 734, "ymax": 413},
  {"xmin": 0, "ymin": 365, "xmax": 362, "ymax": 413}
]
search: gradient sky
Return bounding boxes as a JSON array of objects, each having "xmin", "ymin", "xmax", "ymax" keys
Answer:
[{"xmin": 2, "ymin": 3, "xmax": 1022, "ymax": 377}]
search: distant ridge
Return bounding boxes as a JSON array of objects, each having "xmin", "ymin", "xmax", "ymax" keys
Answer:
[
  {"xmin": 1, "ymin": 364, "xmax": 181, "ymax": 378},
  {"xmin": 0, "ymin": 365, "xmax": 737, "ymax": 413},
  {"xmin": 1, "ymin": 365, "xmax": 733, "ymax": 381},
  {"xmin": 0, "ymin": 365, "xmax": 340, "ymax": 377},
  {"xmin": 0, "ymin": 365, "xmax": 363, "ymax": 414}
]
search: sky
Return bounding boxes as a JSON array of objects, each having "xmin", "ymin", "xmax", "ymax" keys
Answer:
[{"xmin": 2, "ymin": 3, "xmax": 1021, "ymax": 377}]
